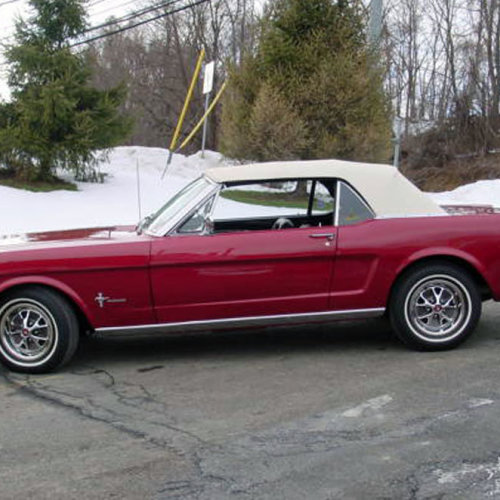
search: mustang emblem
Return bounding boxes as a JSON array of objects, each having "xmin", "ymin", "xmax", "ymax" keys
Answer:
[{"xmin": 95, "ymin": 293, "xmax": 127, "ymax": 308}]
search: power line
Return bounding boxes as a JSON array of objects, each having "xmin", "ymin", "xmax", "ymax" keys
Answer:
[
  {"xmin": 0, "ymin": 0, "xmax": 21, "ymax": 8},
  {"xmin": 0, "ymin": 0, "xmax": 152, "ymax": 46},
  {"xmin": 83, "ymin": 0, "xmax": 184, "ymax": 34},
  {"xmin": 90, "ymin": 0, "xmax": 139, "ymax": 17},
  {"xmin": 87, "ymin": 0, "xmax": 127, "ymax": 8},
  {"xmin": 71, "ymin": 0, "xmax": 210, "ymax": 47},
  {"xmin": 87, "ymin": 0, "xmax": 109, "ymax": 7},
  {"xmin": 0, "ymin": 0, "xmax": 208, "ymax": 48},
  {"xmin": 0, "ymin": 0, "xmax": 140, "ymax": 37}
]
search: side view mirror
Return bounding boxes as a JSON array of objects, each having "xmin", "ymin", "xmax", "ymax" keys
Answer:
[
  {"xmin": 203, "ymin": 217, "xmax": 214, "ymax": 235},
  {"xmin": 136, "ymin": 215, "xmax": 152, "ymax": 234}
]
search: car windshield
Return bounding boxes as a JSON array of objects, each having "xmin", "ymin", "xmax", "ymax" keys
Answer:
[{"xmin": 142, "ymin": 177, "xmax": 215, "ymax": 236}]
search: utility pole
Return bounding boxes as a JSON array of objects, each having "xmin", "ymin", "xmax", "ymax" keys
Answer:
[
  {"xmin": 369, "ymin": 0, "xmax": 403, "ymax": 168},
  {"xmin": 368, "ymin": 0, "xmax": 383, "ymax": 46},
  {"xmin": 393, "ymin": 117, "xmax": 403, "ymax": 169}
]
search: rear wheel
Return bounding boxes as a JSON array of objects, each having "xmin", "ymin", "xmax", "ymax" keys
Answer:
[
  {"xmin": 0, "ymin": 287, "xmax": 79, "ymax": 373},
  {"xmin": 390, "ymin": 263, "xmax": 481, "ymax": 350}
]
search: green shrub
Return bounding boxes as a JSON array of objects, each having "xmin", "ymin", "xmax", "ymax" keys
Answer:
[
  {"xmin": 220, "ymin": 0, "xmax": 391, "ymax": 164},
  {"xmin": 0, "ymin": 0, "xmax": 132, "ymax": 182}
]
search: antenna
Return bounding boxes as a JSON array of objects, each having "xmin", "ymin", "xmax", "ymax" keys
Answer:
[{"xmin": 136, "ymin": 158, "xmax": 142, "ymax": 221}]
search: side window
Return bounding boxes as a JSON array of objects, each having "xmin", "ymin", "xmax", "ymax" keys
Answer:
[
  {"xmin": 338, "ymin": 182, "xmax": 374, "ymax": 226},
  {"xmin": 311, "ymin": 181, "xmax": 335, "ymax": 216},
  {"xmin": 213, "ymin": 181, "xmax": 310, "ymax": 221}
]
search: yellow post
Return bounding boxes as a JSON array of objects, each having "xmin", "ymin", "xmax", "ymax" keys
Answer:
[
  {"xmin": 177, "ymin": 81, "xmax": 228, "ymax": 152},
  {"xmin": 162, "ymin": 48, "xmax": 206, "ymax": 178},
  {"xmin": 170, "ymin": 48, "xmax": 205, "ymax": 152}
]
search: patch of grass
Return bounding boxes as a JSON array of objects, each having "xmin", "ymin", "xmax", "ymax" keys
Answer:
[
  {"xmin": 0, "ymin": 171, "xmax": 78, "ymax": 192},
  {"xmin": 221, "ymin": 189, "xmax": 310, "ymax": 209},
  {"xmin": 221, "ymin": 189, "xmax": 334, "ymax": 212}
]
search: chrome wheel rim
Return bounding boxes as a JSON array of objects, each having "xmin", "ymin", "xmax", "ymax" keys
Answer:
[
  {"xmin": 0, "ymin": 299, "xmax": 58, "ymax": 366},
  {"xmin": 404, "ymin": 275, "xmax": 472, "ymax": 343}
]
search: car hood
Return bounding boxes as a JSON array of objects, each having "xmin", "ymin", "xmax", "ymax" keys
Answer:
[{"xmin": 0, "ymin": 225, "xmax": 139, "ymax": 251}]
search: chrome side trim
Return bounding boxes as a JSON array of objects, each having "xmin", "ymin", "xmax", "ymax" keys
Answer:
[{"xmin": 95, "ymin": 307, "xmax": 386, "ymax": 336}]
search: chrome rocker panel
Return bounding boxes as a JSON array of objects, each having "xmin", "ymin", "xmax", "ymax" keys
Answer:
[{"xmin": 95, "ymin": 307, "xmax": 386, "ymax": 336}]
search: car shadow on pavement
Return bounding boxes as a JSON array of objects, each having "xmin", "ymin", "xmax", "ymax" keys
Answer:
[
  {"xmin": 72, "ymin": 318, "xmax": 401, "ymax": 368},
  {"xmin": 68, "ymin": 300, "xmax": 500, "ymax": 371}
]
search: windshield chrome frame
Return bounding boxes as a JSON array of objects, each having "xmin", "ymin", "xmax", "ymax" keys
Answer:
[{"xmin": 143, "ymin": 176, "xmax": 220, "ymax": 237}]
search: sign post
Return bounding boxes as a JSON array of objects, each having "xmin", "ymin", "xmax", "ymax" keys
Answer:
[{"xmin": 201, "ymin": 61, "xmax": 215, "ymax": 158}]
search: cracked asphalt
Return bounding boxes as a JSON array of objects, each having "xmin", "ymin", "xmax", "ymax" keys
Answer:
[{"xmin": 3, "ymin": 302, "xmax": 500, "ymax": 499}]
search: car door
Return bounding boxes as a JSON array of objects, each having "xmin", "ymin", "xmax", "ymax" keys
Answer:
[
  {"xmin": 149, "ymin": 180, "xmax": 338, "ymax": 324},
  {"xmin": 329, "ymin": 181, "xmax": 382, "ymax": 311}
]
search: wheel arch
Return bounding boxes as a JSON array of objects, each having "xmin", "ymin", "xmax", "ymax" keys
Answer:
[
  {"xmin": 389, "ymin": 254, "xmax": 493, "ymax": 311},
  {"xmin": 0, "ymin": 277, "xmax": 95, "ymax": 334}
]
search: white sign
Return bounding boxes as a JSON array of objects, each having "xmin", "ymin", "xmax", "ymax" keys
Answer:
[{"xmin": 203, "ymin": 61, "xmax": 215, "ymax": 95}]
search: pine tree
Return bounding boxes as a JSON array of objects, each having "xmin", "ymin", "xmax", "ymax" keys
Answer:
[
  {"xmin": 0, "ymin": 0, "xmax": 132, "ymax": 182},
  {"xmin": 220, "ymin": 0, "xmax": 391, "ymax": 163}
]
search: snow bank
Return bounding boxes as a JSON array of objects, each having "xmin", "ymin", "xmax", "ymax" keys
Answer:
[
  {"xmin": 0, "ymin": 147, "xmax": 227, "ymax": 234},
  {"xmin": 0, "ymin": 146, "xmax": 499, "ymax": 234},
  {"xmin": 428, "ymin": 179, "xmax": 500, "ymax": 207}
]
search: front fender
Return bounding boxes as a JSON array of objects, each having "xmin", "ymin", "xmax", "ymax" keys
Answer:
[{"xmin": 0, "ymin": 275, "xmax": 95, "ymax": 327}]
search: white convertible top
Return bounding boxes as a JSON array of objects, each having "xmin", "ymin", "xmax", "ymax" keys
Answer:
[{"xmin": 205, "ymin": 159, "xmax": 445, "ymax": 217}]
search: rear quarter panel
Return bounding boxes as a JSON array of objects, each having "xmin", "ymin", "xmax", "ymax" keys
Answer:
[{"xmin": 332, "ymin": 214, "xmax": 500, "ymax": 309}]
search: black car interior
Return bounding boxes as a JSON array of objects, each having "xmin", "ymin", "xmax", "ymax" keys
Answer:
[{"xmin": 213, "ymin": 179, "xmax": 337, "ymax": 233}]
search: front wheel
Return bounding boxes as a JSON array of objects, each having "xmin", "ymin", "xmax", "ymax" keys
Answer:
[
  {"xmin": 390, "ymin": 263, "xmax": 482, "ymax": 351},
  {"xmin": 0, "ymin": 287, "xmax": 79, "ymax": 373}
]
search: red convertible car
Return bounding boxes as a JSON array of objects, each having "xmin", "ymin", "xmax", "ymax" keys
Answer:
[{"xmin": 1, "ymin": 159, "xmax": 499, "ymax": 373}]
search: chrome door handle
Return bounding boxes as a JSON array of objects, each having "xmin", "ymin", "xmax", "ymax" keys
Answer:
[{"xmin": 309, "ymin": 233, "xmax": 336, "ymax": 240}]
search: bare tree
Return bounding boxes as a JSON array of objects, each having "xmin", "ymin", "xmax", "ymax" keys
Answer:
[
  {"xmin": 383, "ymin": 0, "xmax": 500, "ymax": 158},
  {"xmin": 89, "ymin": 0, "xmax": 259, "ymax": 150}
]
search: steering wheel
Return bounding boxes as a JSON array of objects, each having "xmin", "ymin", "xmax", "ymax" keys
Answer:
[{"xmin": 272, "ymin": 217, "xmax": 295, "ymax": 230}]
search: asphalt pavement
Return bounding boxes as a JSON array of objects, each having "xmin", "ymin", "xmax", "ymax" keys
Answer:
[{"xmin": 2, "ymin": 302, "xmax": 500, "ymax": 499}]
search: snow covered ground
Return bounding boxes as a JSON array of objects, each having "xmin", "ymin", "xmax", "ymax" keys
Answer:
[
  {"xmin": 0, "ymin": 145, "xmax": 499, "ymax": 234},
  {"xmin": 431, "ymin": 180, "xmax": 500, "ymax": 208},
  {"xmin": 0, "ymin": 147, "xmax": 226, "ymax": 234}
]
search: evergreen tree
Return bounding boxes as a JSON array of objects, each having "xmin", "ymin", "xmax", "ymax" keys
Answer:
[
  {"xmin": 220, "ymin": 0, "xmax": 391, "ymax": 163},
  {"xmin": 0, "ymin": 0, "xmax": 132, "ymax": 182}
]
